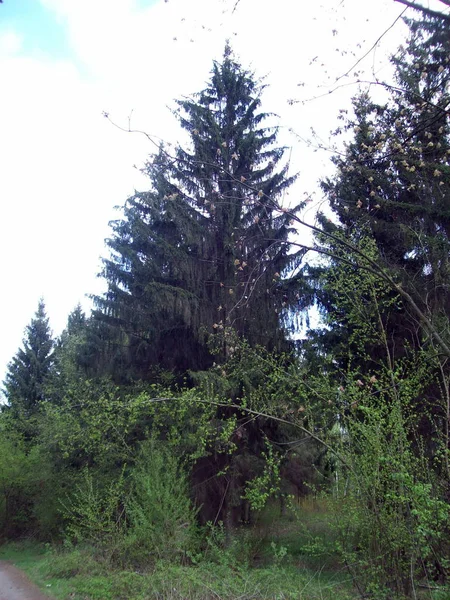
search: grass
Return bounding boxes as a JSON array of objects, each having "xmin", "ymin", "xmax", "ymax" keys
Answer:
[
  {"xmin": 0, "ymin": 498, "xmax": 356, "ymax": 600},
  {"xmin": 0, "ymin": 541, "xmax": 356, "ymax": 600},
  {"xmin": 254, "ymin": 496, "xmax": 342, "ymax": 568},
  {"xmin": 1, "ymin": 498, "xmax": 447, "ymax": 600}
]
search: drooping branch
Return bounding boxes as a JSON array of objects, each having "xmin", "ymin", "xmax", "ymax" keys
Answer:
[{"xmin": 144, "ymin": 395, "xmax": 355, "ymax": 473}]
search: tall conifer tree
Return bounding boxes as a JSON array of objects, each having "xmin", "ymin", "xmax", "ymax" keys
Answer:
[
  {"xmin": 307, "ymin": 10, "xmax": 450, "ymax": 464},
  {"xmin": 309, "ymin": 11, "xmax": 450, "ymax": 371},
  {"xmin": 322, "ymin": 13, "xmax": 450, "ymax": 319},
  {"xmin": 3, "ymin": 299, "xmax": 54, "ymax": 414},
  {"xmin": 95, "ymin": 48, "xmax": 301, "ymax": 377}
]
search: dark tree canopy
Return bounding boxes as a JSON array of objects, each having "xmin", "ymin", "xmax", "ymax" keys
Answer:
[
  {"xmin": 66, "ymin": 303, "xmax": 86, "ymax": 336},
  {"xmin": 95, "ymin": 49, "xmax": 302, "ymax": 378},
  {"xmin": 3, "ymin": 299, "xmax": 54, "ymax": 414},
  {"xmin": 304, "ymin": 10, "xmax": 450, "ymax": 460},
  {"xmin": 319, "ymin": 12, "xmax": 450, "ymax": 348}
]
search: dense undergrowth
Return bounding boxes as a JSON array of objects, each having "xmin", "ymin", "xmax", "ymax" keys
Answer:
[
  {"xmin": 2, "ymin": 498, "xmax": 449, "ymax": 600},
  {"xmin": 0, "ymin": 499, "xmax": 357, "ymax": 600}
]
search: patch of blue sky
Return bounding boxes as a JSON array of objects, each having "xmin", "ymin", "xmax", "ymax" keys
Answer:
[
  {"xmin": 134, "ymin": 0, "xmax": 160, "ymax": 10},
  {"xmin": 0, "ymin": 0, "xmax": 71, "ymax": 59}
]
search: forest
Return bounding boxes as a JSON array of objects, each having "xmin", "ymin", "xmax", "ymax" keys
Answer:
[{"xmin": 1, "ymin": 2, "xmax": 449, "ymax": 599}]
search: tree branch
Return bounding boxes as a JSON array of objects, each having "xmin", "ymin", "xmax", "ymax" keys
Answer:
[{"xmin": 394, "ymin": 0, "xmax": 450, "ymax": 23}]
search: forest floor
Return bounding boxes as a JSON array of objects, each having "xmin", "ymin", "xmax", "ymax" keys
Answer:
[
  {"xmin": 0, "ymin": 543, "xmax": 356, "ymax": 600},
  {"xmin": 0, "ymin": 500, "xmax": 357, "ymax": 600},
  {"xmin": 0, "ymin": 499, "xmax": 447, "ymax": 600}
]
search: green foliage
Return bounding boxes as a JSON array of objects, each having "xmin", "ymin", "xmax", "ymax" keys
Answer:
[
  {"xmin": 39, "ymin": 379, "xmax": 138, "ymax": 470},
  {"xmin": 94, "ymin": 49, "xmax": 301, "ymax": 378},
  {"xmin": 190, "ymin": 340, "xmax": 325, "ymax": 528},
  {"xmin": 0, "ymin": 419, "xmax": 57, "ymax": 538},
  {"xmin": 244, "ymin": 441, "xmax": 281, "ymax": 511},
  {"xmin": 0, "ymin": 538, "xmax": 357, "ymax": 600},
  {"xmin": 39, "ymin": 377, "xmax": 217, "ymax": 471},
  {"xmin": 38, "ymin": 546, "xmax": 106, "ymax": 579},
  {"xmin": 306, "ymin": 194, "xmax": 450, "ymax": 595},
  {"xmin": 61, "ymin": 467, "xmax": 127, "ymax": 554},
  {"xmin": 330, "ymin": 384, "xmax": 449, "ymax": 597},
  {"xmin": 315, "ymin": 272, "xmax": 450, "ymax": 596},
  {"xmin": 46, "ymin": 304, "xmax": 90, "ymax": 403},
  {"xmin": 124, "ymin": 441, "xmax": 199, "ymax": 564},
  {"xmin": 3, "ymin": 299, "xmax": 54, "ymax": 418},
  {"xmin": 0, "ymin": 426, "xmax": 34, "ymax": 537},
  {"xmin": 269, "ymin": 540, "xmax": 288, "ymax": 566}
]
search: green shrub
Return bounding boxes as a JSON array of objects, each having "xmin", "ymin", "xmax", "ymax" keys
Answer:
[
  {"xmin": 331, "ymin": 385, "xmax": 450, "ymax": 598},
  {"xmin": 61, "ymin": 467, "xmax": 127, "ymax": 556},
  {"xmin": 123, "ymin": 440, "xmax": 199, "ymax": 565},
  {"xmin": 0, "ymin": 428, "xmax": 58, "ymax": 538}
]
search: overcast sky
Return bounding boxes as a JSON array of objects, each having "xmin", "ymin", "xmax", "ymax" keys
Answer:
[{"xmin": 1, "ymin": 0, "xmax": 429, "ymax": 381}]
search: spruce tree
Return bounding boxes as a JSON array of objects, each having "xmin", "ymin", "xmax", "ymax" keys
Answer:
[
  {"xmin": 322, "ymin": 13, "xmax": 450, "ymax": 318},
  {"xmin": 46, "ymin": 304, "xmax": 89, "ymax": 404},
  {"xmin": 3, "ymin": 299, "xmax": 54, "ymax": 415},
  {"xmin": 95, "ymin": 48, "xmax": 301, "ymax": 378},
  {"xmin": 66, "ymin": 303, "xmax": 86, "ymax": 336},
  {"xmin": 308, "ymin": 10, "xmax": 450, "ymax": 476},
  {"xmin": 313, "ymin": 11, "xmax": 450, "ymax": 374}
]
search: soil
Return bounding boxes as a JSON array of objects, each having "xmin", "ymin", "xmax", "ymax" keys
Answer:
[{"xmin": 0, "ymin": 562, "xmax": 52, "ymax": 600}]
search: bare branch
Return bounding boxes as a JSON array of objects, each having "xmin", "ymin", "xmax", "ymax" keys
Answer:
[
  {"xmin": 334, "ymin": 7, "xmax": 408, "ymax": 85},
  {"xmin": 232, "ymin": 0, "xmax": 242, "ymax": 13}
]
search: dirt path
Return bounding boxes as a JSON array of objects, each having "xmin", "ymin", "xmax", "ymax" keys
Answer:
[{"xmin": 0, "ymin": 562, "xmax": 52, "ymax": 600}]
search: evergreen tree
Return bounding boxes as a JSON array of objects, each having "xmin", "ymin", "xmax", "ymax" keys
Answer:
[
  {"xmin": 46, "ymin": 304, "xmax": 90, "ymax": 404},
  {"xmin": 306, "ymin": 9, "xmax": 450, "ymax": 483},
  {"xmin": 3, "ymin": 299, "xmax": 54, "ymax": 415},
  {"xmin": 95, "ymin": 48, "xmax": 301, "ymax": 378},
  {"xmin": 322, "ymin": 13, "xmax": 450, "ymax": 324},
  {"xmin": 66, "ymin": 303, "xmax": 86, "ymax": 336},
  {"xmin": 312, "ymin": 12, "xmax": 450, "ymax": 374}
]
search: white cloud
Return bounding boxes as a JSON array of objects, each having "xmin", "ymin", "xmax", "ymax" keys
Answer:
[
  {"xmin": 0, "ymin": 53, "xmax": 148, "ymax": 378},
  {"xmin": 0, "ymin": 29, "xmax": 23, "ymax": 55}
]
